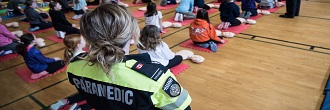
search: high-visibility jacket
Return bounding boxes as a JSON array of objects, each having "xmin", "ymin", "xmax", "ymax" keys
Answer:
[{"xmin": 67, "ymin": 53, "xmax": 192, "ymax": 110}]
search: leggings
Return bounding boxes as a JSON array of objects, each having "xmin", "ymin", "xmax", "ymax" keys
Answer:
[
  {"xmin": 30, "ymin": 21, "xmax": 53, "ymax": 30},
  {"xmin": 166, "ymin": 55, "xmax": 183, "ymax": 68},
  {"xmin": 45, "ymin": 60, "xmax": 65, "ymax": 74},
  {"xmin": 0, "ymin": 41, "xmax": 18, "ymax": 53}
]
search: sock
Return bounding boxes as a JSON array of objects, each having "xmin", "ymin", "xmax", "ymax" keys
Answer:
[
  {"xmin": 244, "ymin": 11, "xmax": 252, "ymax": 19},
  {"xmin": 4, "ymin": 50, "xmax": 13, "ymax": 55}
]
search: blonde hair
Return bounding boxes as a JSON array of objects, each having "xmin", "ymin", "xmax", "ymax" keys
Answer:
[
  {"xmin": 80, "ymin": 4, "xmax": 139, "ymax": 76},
  {"xmin": 63, "ymin": 34, "xmax": 82, "ymax": 64}
]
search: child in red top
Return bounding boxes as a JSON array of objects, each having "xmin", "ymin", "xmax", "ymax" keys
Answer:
[{"xmin": 189, "ymin": 9, "xmax": 224, "ymax": 52}]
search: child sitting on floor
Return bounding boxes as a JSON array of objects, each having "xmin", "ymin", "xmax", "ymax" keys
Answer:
[
  {"xmin": 174, "ymin": 0, "xmax": 196, "ymax": 22},
  {"xmin": 16, "ymin": 33, "xmax": 65, "ymax": 79},
  {"xmin": 6, "ymin": 0, "xmax": 24, "ymax": 16},
  {"xmin": 48, "ymin": 34, "xmax": 88, "ymax": 110},
  {"xmin": 145, "ymin": 2, "xmax": 164, "ymax": 32},
  {"xmin": 49, "ymin": 2, "xmax": 80, "ymax": 38},
  {"xmin": 190, "ymin": 9, "xmax": 225, "ymax": 52},
  {"xmin": 237, "ymin": 0, "xmax": 260, "ymax": 18},
  {"xmin": 218, "ymin": 0, "xmax": 241, "ymax": 29},
  {"xmin": 24, "ymin": 0, "xmax": 53, "ymax": 32},
  {"xmin": 63, "ymin": 34, "xmax": 87, "ymax": 65},
  {"xmin": 0, "ymin": 16, "xmax": 23, "ymax": 56},
  {"xmin": 137, "ymin": 25, "xmax": 183, "ymax": 68},
  {"xmin": 72, "ymin": 0, "xmax": 87, "ymax": 20}
]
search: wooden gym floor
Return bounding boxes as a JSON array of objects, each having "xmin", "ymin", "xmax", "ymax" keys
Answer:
[{"xmin": 0, "ymin": 0, "xmax": 330, "ymax": 109}]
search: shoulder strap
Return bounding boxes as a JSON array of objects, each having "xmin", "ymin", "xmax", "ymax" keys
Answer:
[
  {"xmin": 70, "ymin": 52, "xmax": 87, "ymax": 63},
  {"xmin": 125, "ymin": 60, "xmax": 168, "ymax": 81}
]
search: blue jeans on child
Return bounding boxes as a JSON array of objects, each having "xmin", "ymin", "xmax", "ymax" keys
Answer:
[{"xmin": 195, "ymin": 41, "xmax": 218, "ymax": 52}]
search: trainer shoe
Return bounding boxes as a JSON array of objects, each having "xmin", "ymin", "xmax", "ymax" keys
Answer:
[
  {"xmin": 174, "ymin": 13, "xmax": 180, "ymax": 22},
  {"xmin": 28, "ymin": 26, "xmax": 40, "ymax": 32}
]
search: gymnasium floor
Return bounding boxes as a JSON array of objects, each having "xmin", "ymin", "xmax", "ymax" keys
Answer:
[{"xmin": 0, "ymin": 0, "xmax": 330, "ymax": 109}]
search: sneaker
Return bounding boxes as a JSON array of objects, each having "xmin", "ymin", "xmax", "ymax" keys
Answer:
[
  {"xmin": 217, "ymin": 22, "xmax": 225, "ymax": 30},
  {"xmin": 50, "ymin": 99, "xmax": 69, "ymax": 110},
  {"xmin": 244, "ymin": 11, "xmax": 252, "ymax": 19},
  {"xmin": 0, "ymin": 50, "xmax": 5, "ymax": 56},
  {"xmin": 223, "ymin": 22, "xmax": 231, "ymax": 30},
  {"xmin": 178, "ymin": 13, "xmax": 184, "ymax": 22},
  {"xmin": 209, "ymin": 41, "xmax": 218, "ymax": 52},
  {"xmin": 174, "ymin": 13, "xmax": 180, "ymax": 22},
  {"xmin": 30, "ymin": 71, "xmax": 48, "ymax": 79},
  {"xmin": 28, "ymin": 26, "xmax": 40, "ymax": 32}
]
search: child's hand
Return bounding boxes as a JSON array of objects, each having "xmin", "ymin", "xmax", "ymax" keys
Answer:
[
  {"xmin": 53, "ymin": 57, "xmax": 61, "ymax": 61},
  {"xmin": 72, "ymin": 24, "xmax": 77, "ymax": 27}
]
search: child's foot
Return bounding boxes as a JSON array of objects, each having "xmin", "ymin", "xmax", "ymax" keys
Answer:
[
  {"xmin": 174, "ymin": 13, "xmax": 180, "ymax": 22},
  {"xmin": 217, "ymin": 22, "xmax": 225, "ymax": 30},
  {"xmin": 0, "ymin": 50, "xmax": 5, "ymax": 56},
  {"xmin": 209, "ymin": 41, "xmax": 218, "ymax": 52},
  {"xmin": 178, "ymin": 13, "xmax": 184, "ymax": 22},
  {"xmin": 0, "ymin": 50, "xmax": 13, "ymax": 56},
  {"xmin": 28, "ymin": 26, "xmax": 40, "ymax": 32},
  {"xmin": 72, "ymin": 14, "xmax": 82, "ymax": 20},
  {"xmin": 244, "ymin": 11, "xmax": 252, "ymax": 19},
  {"xmin": 222, "ymin": 22, "xmax": 231, "ymax": 30},
  {"xmin": 30, "ymin": 71, "xmax": 48, "ymax": 79},
  {"xmin": 49, "ymin": 99, "xmax": 69, "ymax": 110}
]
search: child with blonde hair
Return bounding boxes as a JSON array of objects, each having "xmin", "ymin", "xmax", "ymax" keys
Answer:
[
  {"xmin": 145, "ymin": 2, "xmax": 164, "ymax": 32},
  {"xmin": 138, "ymin": 25, "xmax": 183, "ymax": 68},
  {"xmin": 63, "ymin": 34, "xmax": 87, "ymax": 64},
  {"xmin": 16, "ymin": 33, "xmax": 65, "ymax": 79}
]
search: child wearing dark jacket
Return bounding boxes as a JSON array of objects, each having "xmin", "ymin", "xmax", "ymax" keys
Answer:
[
  {"xmin": 16, "ymin": 33, "xmax": 65, "ymax": 79},
  {"xmin": 6, "ymin": 0, "xmax": 24, "ymax": 16},
  {"xmin": 237, "ymin": 0, "xmax": 261, "ymax": 18},
  {"xmin": 218, "ymin": 0, "xmax": 241, "ymax": 29},
  {"xmin": 24, "ymin": 0, "xmax": 53, "ymax": 32},
  {"xmin": 49, "ymin": 2, "xmax": 80, "ymax": 37}
]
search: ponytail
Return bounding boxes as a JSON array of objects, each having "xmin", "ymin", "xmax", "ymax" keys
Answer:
[
  {"xmin": 16, "ymin": 43, "xmax": 28, "ymax": 55},
  {"xmin": 16, "ymin": 33, "xmax": 35, "ymax": 55},
  {"xmin": 63, "ymin": 34, "xmax": 82, "ymax": 64},
  {"xmin": 63, "ymin": 48, "xmax": 74, "ymax": 64}
]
